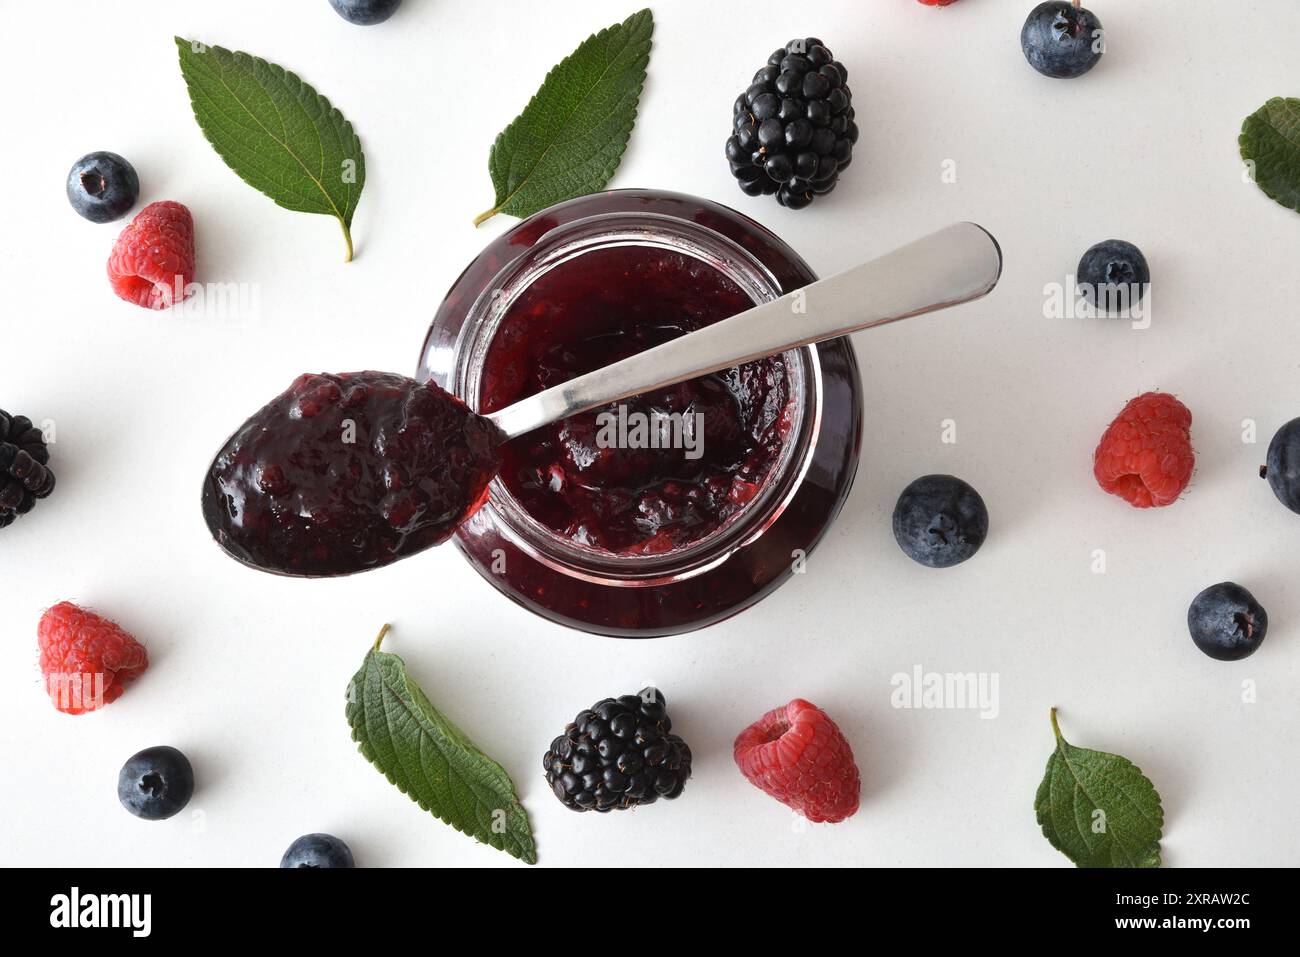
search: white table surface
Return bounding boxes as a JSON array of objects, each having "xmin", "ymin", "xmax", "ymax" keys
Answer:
[{"xmin": 3, "ymin": 0, "xmax": 1298, "ymax": 868}]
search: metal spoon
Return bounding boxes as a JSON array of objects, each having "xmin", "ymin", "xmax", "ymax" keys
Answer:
[
  {"xmin": 203, "ymin": 222, "xmax": 1002, "ymax": 577},
  {"xmin": 487, "ymin": 221, "xmax": 1002, "ymax": 440}
]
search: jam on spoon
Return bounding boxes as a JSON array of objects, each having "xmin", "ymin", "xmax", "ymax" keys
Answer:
[{"xmin": 202, "ymin": 372, "xmax": 502, "ymax": 577}]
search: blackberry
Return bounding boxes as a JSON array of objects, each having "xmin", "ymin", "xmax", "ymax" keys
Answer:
[
  {"xmin": 0, "ymin": 409, "xmax": 55, "ymax": 530},
  {"xmin": 727, "ymin": 38, "xmax": 858, "ymax": 209},
  {"xmin": 543, "ymin": 687, "xmax": 692, "ymax": 812}
]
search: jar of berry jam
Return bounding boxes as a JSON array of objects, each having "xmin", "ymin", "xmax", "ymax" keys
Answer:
[{"xmin": 419, "ymin": 189, "xmax": 862, "ymax": 637}]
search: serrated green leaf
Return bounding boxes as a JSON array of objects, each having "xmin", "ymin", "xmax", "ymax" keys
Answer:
[
  {"xmin": 345, "ymin": 626, "xmax": 536, "ymax": 864},
  {"xmin": 1034, "ymin": 709, "xmax": 1163, "ymax": 868},
  {"xmin": 176, "ymin": 37, "xmax": 365, "ymax": 260},
  {"xmin": 474, "ymin": 9, "xmax": 653, "ymax": 226},
  {"xmin": 1240, "ymin": 97, "xmax": 1300, "ymax": 214}
]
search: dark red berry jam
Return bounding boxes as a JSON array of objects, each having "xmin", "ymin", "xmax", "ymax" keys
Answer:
[
  {"xmin": 202, "ymin": 372, "xmax": 502, "ymax": 577},
  {"xmin": 479, "ymin": 247, "xmax": 793, "ymax": 554},
  {"xmin": 420, "ymin": 190, "xmax": 863, "ymax": 636}
]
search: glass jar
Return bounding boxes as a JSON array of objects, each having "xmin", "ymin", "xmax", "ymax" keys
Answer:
[{"xmin": 418, "ymin": 189, "xmax": 861, "ymax": 637}]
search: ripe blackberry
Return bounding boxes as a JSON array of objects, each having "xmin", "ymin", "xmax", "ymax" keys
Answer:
[
  {"xmin": 0, "ymin": 409, "xmax": 55, "ymax": 529},
  {"xmin": 543, "ymin": 687, "xmax": 692, "ymax": 812},
  {"xmin": 727, "ymin": 38, "xmax": 858, "ymax": 209}
]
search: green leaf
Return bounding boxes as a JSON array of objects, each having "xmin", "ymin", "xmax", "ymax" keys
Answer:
[
  {"xmin": 1240, "ymin": 97, "xmax": 1300, "ymax": 214},
  {"xmin": 345, "ymin": 625, "xmax": 537, "ymax": 864},
  {"xmin": 474, "ymin": 9, "xmax": 653, "ymax": 226},
  {"xmin": 175, "ymin": 37, "xmax": 365, "ymax": 261},
  {"xmin": 1034, "ymin": 709, "xmax": 1163, "ymax": 868}
]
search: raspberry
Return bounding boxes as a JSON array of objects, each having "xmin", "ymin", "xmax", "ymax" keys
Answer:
[
  {"xmin": 37, "ymin": 602, "xmax": 148, "ymax": 714},
  {"xmin": 733, "ymin": 698, "xmax": 860, "ymax": 823},
  {"xmin": 1093, "ymin": 392, "xmax": 1194, "ymax": 508},
  {"xmin": 918, "ymin": 1, "xmax": 960, "ymax": 5},
  {"xmin": 107, "ymin": 201, "xmax": 195, "ymax": 310}
]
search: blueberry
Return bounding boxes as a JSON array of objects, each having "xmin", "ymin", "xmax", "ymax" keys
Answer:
[
  {"xmin": 892, "ymin": 475, "xmax": 989, "ymax": 568},
  {"xmin": 1187, "ymin": 583, "xmax": 1268, "ymax": 661},
  {"xmin": 328, "ymin": 0, "xmax": 401, "ymax": 25},
  {"xmin": 66, "ymin": 151, "xmax": 139, "ymax": 223},
  {"xmin": 117, "ymin": 746, "xmax": 194, "ymax": 821},
  {"xmin": 1077, "ymin": 239, "xmax": 1150, "ymax": 313},
  {"xmin": 1262, "ymin": 418, "xmax": 1300, "ymax": 514},
  {"xmin": 1021, "ymin": 2, "xmax": 1104, "ymax": 79},
  {"xmin": 280, "ymin": 833, "xmax": 355, "ymax": 868}
]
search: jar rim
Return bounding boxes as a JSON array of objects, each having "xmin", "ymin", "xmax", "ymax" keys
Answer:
[{"xmin": 448, "ymin": 210, "xmax": 822, "ymax": 582}]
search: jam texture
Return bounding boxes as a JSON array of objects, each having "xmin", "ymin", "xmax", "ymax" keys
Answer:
[
  {"xmin": 420, "ymin": 189, "xmax": 864, "ymax": 636},
  {"xmin": 480, "ymin": 247, "xmax": 792, "ymax": 554},
  {"xmin": 203, "ymin": 371, "xmax": 502, "ymax": 577}
]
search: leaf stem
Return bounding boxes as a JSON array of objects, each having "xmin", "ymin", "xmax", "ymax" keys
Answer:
[
  {"xmin": 1050, "ymin": 706, "xmax": 1063, "ymax": 741},
  {"xmin": 340, "ymin": 219, "xmax": 354, "ymax": 262},
  {"xmin": 372, "ymin": 623, "xmax": 391, "ymax": 652},
  {"xmin": 472, "ymin": 206, "xmax": 499, "ymax": 228}
]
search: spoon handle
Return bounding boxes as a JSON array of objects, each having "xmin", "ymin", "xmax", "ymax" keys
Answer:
[{"xmin": 487, "ymin": 222, "xmax": 1002, "ymax": 441}]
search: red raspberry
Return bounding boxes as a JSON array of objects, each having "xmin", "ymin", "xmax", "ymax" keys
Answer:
[
  {"xmin": 37, "ymin": 602, "xmax": 148, "ymax": 714},
  {"xmin": 918, "ymin": 0, "xmax": 960, "ymax": 5},
  {"xmin": 1093, "ymin": 392, "xmax": 1195, "ymax": 508},
  {"xmin": 733, "ymin": 698, "xmax": 860, "ymax": 823},
  {"xmin": 107, "ymin": 201, "xmax": 195, "ymax": 310}
]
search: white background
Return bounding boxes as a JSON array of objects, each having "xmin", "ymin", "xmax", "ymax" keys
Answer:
[{"xmin": 2, "ymin": 0, "xmax": 1298, "ymax": 868}]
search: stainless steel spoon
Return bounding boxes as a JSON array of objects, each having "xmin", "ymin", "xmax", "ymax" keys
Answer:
[
  {"xmin": 486, "ymin": 221, "xmax": 1002, "ymax": 440},
  {"xmin": 202, "ymin": 222, "xmax": 1002, "ymax": 578}
]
